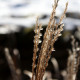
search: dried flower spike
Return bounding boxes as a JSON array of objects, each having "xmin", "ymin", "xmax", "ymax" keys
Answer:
[{"xmin": 32, "ymin": 0, "xmax": 68, "ymax": 80}]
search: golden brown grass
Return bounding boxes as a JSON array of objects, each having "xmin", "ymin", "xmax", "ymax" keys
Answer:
[
  {"xmin": 32, "ymin": 0, "xmax": 68, "ymax": 80},
  {"xmin": 67, "ymin": 36, "xmax": 80, "ymax": 80}
]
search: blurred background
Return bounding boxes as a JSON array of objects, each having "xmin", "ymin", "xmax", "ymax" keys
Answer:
[{"xmin": 0, "ymin": 0, "xmax": 80, "ymax": 80}]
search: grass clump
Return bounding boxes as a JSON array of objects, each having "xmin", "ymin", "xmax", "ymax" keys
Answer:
[{"xmin": 32, "ymin": 0, "xmax": 68, "ymax": 80}]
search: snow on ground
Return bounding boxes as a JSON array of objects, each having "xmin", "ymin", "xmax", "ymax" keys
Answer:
[
  {"xmin": 0, "ymin": 0, "xmax": 80, "ymax": 33},
  {"xmin": 0, "ymin": 0, "xmax": 80, "ymax": 17}
]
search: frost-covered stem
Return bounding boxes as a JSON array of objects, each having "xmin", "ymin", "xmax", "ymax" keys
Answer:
[{"xmin": 32, "ymin": 18, "xmax": 42, "ymax": 80}]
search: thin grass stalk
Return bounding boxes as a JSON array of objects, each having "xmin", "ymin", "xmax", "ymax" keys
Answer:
[
  {"xmin": 4, "ymin": 48, "xmax": 19, "ymax": 80},
  {"xmin": 32, "ymin": 17, "xmax": 42, "ymax": 80}
]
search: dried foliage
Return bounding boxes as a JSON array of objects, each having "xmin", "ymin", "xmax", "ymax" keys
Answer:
[
  {"xmin": 32, "ymin": 0, "xmax": 68, "ymax": 80},
  {"xmin": 2, "ymin": 0, "xmax": 80, "ymax": 80},
  {"xmin": 3, "ymin": 0, "xmax": 70, "ymax": 80},
  {"xmin": 66, "ymin": 36, "xmax": 80, "ymax": 80},
  {"xmin": 4, "ymin": 48, "xmax": 22, "ymax": 80}
]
